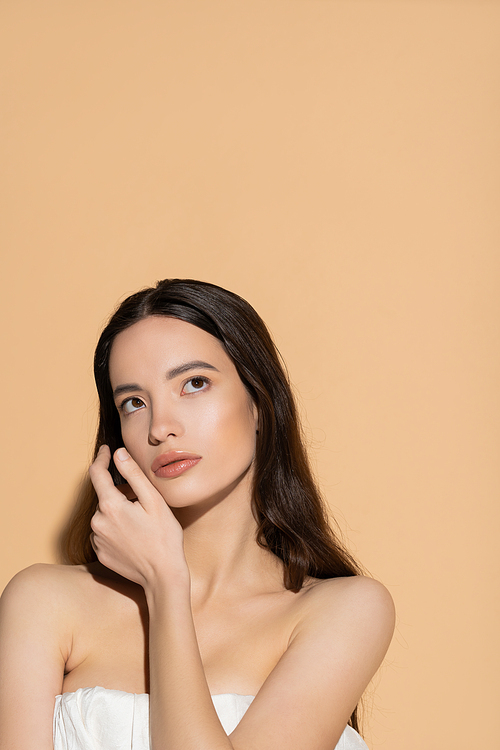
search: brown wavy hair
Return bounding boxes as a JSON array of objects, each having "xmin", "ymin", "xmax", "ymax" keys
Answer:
[{"xmin": 59, "ymin": 278, "xmax": 363, "ymax": 729}]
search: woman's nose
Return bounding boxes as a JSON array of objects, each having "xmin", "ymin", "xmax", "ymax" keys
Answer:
[{"xmin": 148, "ymin": 406, "xmax": 184, "ymax": 446}]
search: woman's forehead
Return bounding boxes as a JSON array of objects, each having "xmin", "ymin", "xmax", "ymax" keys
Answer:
[{"xmin": 108, "ymin": 316, "xmax": 232, "ymax": 380}]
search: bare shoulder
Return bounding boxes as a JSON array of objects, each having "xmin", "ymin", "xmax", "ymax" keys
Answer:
[
  {"xmin": 304, "ymin": 574, "xmax": 394, "ymax": 616},
  {"xmin": 0, "ymin": 563, "xmax": 144, "ymax": 748},
  {"xmin": 0, "ymin": 562, "xmax": 141, "ymax": 674},
  {"xmin": 2, "ymin": 559, "xmax": 137, "ymax": 598},
  {"xmin": 1, "ymin": 564, "xmax": 92, "ymax": 656},
  {"xmin": 1, "ymin": 562, "xmax": 91, "ymax": 610},
  {"xmin": 0, "ymin": 561, "xmax": 129, "ymax": 634},
  {"xmin": 3, "ymin": 562, "xmax": 69, "ymax": 603},
  {"xmin": 294, "ymin": 575, "xmax": 395, "ymax": 656},
  {"xmin": 232, "ymin": 577, "xmax": 394, "ymax": 748}
]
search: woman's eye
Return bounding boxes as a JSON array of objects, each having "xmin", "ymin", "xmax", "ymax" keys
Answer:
[
  {"xmin": 121, "ymin": 397, "xmax": 146, "ymax": 414},
  {"xmin": 182, "ymin": 377, "xmax": 209, "ymax": 394}
]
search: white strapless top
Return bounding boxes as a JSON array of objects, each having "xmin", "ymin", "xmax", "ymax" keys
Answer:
[{"xmin": 53, "ymin": 686, "xmax": 368, "ymax": 749}]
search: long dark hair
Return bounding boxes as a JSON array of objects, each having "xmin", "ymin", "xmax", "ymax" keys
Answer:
[{"xmin": 59, "ymin": 278, "xmax": 363, "ymax": 727}]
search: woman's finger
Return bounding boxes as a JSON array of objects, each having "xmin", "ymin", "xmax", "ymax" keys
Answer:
[
  {"xmin": 112, "ymin": 447, "xmax": 160, "ymax": 509},
  {"xmin": 115, "ymin": 483, "xmax": 138, "ymax": 501},
  {"xmin": 88, "ymin": 444, "xmax": 116, "ymax": 499}
]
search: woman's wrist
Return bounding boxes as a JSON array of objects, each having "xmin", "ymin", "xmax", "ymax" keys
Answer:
[{"xmin": 143, "ymin": 562, "xmax": 191, "ymax": 610}]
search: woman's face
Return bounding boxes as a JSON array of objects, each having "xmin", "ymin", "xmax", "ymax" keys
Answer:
[{"xmin": 108, "ymin": 316, "xmax": 258, "ymax": 509}]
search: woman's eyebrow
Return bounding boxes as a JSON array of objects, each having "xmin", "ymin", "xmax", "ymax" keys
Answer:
[
  {"xmin": 166, "ymin": 360, "xmax": 219, "ymax": 380},
  {"xmin": 113, "ymin": 383, "xmax": 141, "ymax": 398},
  {"xmin": 112, "ymin": 361, "xmax": 219, "ymax": 398}
]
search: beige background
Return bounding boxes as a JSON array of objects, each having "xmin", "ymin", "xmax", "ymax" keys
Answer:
[{"xmin": 1, "ymin": 2, "xmax": 499, "ymax": 748}]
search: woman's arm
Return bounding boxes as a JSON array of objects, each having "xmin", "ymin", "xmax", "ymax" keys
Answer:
[
  {"xmin": 145, "ymin": 571, "xmax": 394, "ymax": 750},
  {"xmin": 146, "ymin": 579, "xmax": 234, "ymax": 750},
  {"xmin": 90, "ymin": 446, "xmax": 232, "ymax": 750},
  {"xmin": 90, "ymin": 447, "xmax": 395, "ymax": 750},
  {"xmin": 0, "ymin": 565, "xmax": 68, "ymax": 750}
]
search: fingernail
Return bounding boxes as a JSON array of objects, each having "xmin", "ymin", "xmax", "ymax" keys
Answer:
[{"xmin": 116, "ymin": 447, "xmax": 130, "ymax": 462}]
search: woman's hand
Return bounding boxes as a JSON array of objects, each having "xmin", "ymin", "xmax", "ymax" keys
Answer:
[{"xmin": 89, "ymin": 445, "xmax": 188, "ymax": 590}]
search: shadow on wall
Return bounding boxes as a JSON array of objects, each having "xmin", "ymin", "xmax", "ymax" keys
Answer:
[{"xmin": 55, "ymin": 474, "xmax": 98, "ymax": 566}]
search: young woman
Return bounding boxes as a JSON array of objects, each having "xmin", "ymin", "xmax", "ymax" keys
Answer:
[{"xmin": 0, "ymin": 279, "xmax": 394, "ymax": 750}]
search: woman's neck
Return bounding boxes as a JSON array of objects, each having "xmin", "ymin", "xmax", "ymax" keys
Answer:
[{"xmin": 172, "ymin": 485, "xmax": 283, "ymax": 604}]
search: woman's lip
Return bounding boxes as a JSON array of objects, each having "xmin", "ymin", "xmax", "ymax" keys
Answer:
[
  {"xmin": 154, "ymin": 457, "xmax": 201, "ymax": 479},
  {"xmin": 151, "ymin": 451, "xmax": 201, "ymax": 474}
]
